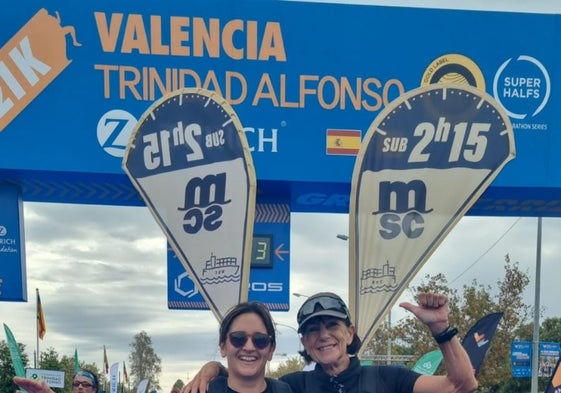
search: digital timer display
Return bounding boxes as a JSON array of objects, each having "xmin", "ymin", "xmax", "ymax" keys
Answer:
[{"xmin": 251, "ymin": 234, "xmax": 273, "ymax": 268}]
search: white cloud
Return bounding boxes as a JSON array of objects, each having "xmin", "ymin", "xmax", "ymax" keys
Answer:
[{"xmin": 2, "ymin": 203, "xmax": 559, "ymax": 392}]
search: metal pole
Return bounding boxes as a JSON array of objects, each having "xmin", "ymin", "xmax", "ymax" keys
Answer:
[
  {"xmin": 36, "ymin": 288, "xmax": 39, "ymax": 368},
  {"xmin": 530, "ymin": 217, "xmax": 542, "ymax": 393},
  {"xmin": 387, "ymin": 311, "xmax": 392, "ymax": 365}
]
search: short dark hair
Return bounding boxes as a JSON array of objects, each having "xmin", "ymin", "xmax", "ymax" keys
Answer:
[{"xmin": 219, "ymin": 302, "xmax": 276, "ymax": 346}]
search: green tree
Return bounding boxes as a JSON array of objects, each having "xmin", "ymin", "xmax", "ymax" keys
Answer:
[
  {"xmin": 0, "ymin": 339, "xmax": 29, "ymax": 393},
  {"xmin": 364, "ymin": 254, "xmax": 534, "ymax": 392},
  {"xmin": 40, "ymin": 347, "xmax": 62, "ymax": 371},
  {"xmin": 266, "ymin": 356, "xmax": 306, "ymax": 378},
  {"xmin": 129, "ymin": 331, "xmax": 162, "ymax": 390},
  {"xmin": 540, "ymin": 317, "xmax": 561, "ymax": 343}
]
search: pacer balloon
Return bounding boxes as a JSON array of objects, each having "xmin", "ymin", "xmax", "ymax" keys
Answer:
[
  {"xmin": 349, "ymin": 84, "xmax": 515, "ymax": 356},
  {"xmin": 123, "ymin": 88, "xmax": 256, "ymax": 322}
]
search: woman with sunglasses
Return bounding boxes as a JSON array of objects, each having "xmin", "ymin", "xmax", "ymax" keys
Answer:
[
  {"xmin": 15, "ymin": 369, "xmax": 99, "ymax": 393},
  {"xmin": 183, "ymin": 291, "xmax": 478, "ymax": 393},
  {"xmin": 209, "ymin": 301, "xmax": 293, "ymax": 393}
]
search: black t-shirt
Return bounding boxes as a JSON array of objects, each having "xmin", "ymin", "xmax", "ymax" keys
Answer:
[
  {"xmin": 280, "ymin": 357, "xmax": 420, "ymax": 393},
  {"xmin": 210, "ymin": 376, "xmax": 289, "ymax": 393}
]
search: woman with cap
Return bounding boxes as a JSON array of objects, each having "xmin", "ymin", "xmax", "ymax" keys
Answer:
[
  {"xmin": 208, "ymin": 301, "xmax": 293, "ymax": 393},
  {"xmin": 183, "ymin": 291, "xmax": 478, "ymax": 393},
  {"xmin": 15, "ymin": 369, "xmax": 99, "ymax": 393}
]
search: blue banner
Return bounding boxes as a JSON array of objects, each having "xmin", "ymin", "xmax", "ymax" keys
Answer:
[
  {"xmin": 0, "ymin": 2, "xmax": 560, "ymax": 216},
  {"xmin": 511, "ymin": 341, "xmax": 532, "ymax": 378},
  {"xmin": 0, "ymin": 183, "xmax": 27, "ymax": 301},
  {"xmin": 168, "ymin": 203, "xmax": 290, "ymax": 311},
  {"xmin": 539, "ymin": 342, "xmax": 561, "ymax": 378}
]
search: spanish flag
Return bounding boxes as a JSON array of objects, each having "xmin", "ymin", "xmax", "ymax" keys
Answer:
[
  {"xmin": 326, "ymin": 129, "xmax": 361, "ymax": 155},
  {"xmin": 123, "ymin": 361, "xmax": 129, "ymax": 384},
  {"xmin": 103, "ymin": 345, "xmax": 109, "ymax": 374},
  {"xmin": 36, "ymin": 289, "xmax": 46, "ymax": 340}
]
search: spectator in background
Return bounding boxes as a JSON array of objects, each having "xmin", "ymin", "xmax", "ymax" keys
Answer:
[{"xmin": 15, "ymin": 369, "xmax": 99, "ymax": 393}]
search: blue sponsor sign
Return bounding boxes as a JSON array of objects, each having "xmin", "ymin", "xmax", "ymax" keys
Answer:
[
  {"xmin": 0, "ymin": 183, "xmax": 27, "ymax": 301},
  {"xmin": 168, "ymin": 203, "xmax": 290, "ymax": 311},
  {"xmin": 511, "ymin": 341, "xmax": 532, "ymax": 378},
  {"xmin": 511, "ymin": 341, "xmax": 561, "ymax": 378},
  {"xmin": 539, "ymin": 342, "xmax": 560, "ymax": 378}
]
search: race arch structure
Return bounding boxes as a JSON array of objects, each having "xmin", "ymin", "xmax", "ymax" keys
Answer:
[
  {"xmin": 1, "ymin": 0, "xmax": 560, "ymax": 215},
  {"xmin": 1, "ymin": 1, "xmax": 561, "ymax": 302}
]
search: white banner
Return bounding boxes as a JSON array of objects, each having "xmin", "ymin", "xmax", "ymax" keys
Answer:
[
  {"xmin": 109, "ymin": 362, "xmax": 119, "ymax": 393},
  {"xmin": 136, "ymin": 379, "xmax": 149, "ymax": 393},
  {"xmin": 123, "ymin": 88, "xmax": 256, "ymax": 321},
  {"xmin": 349, "ymin": 84, "xmax": 515, "ymax": 356}
]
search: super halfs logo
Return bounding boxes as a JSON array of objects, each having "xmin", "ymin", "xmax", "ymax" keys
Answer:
[
  {"xmin": 492, "ymin": 55, "xmax": 550, "ymax": 121},
  {"xmin": 0, "ymin": 9, "xmax": 81, "ymax": 132}
]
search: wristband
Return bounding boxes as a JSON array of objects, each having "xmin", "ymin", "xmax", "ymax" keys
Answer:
[{"xmin": 433, "ymin": 326, "xmax": 458, "ymax": 344}]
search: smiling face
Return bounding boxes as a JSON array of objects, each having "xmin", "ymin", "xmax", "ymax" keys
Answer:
[
  {"xmin": 300, "ymin": 316, "xmax": 355, "ymax": 375},
  {"xmin": 220, "ymin": 312, "xmax": 275, "ymax": 382}
]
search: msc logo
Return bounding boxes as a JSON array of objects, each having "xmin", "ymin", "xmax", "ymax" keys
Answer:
[
  {"xmin": 178, "ymin": 172, "xmax": 231, "ymax": 234},
  {"xmin": 421, "ymin": 53, "xmax": 486, "ymax": 91},
  {"xmin": 374, "ymin": 180, "xmax": 433, "ymax": 240}
]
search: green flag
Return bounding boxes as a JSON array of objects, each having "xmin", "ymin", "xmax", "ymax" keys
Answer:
[
  {"xmin": 75, "ymin": 348, "xmax": 80, "ymax": 373},
  {"xmin": 411, "ymin": 349, "xmax": 443, "ymax": 375},
  {"xmin": 3, "ymin": 323, "xmax": 26, "ymax": 377}
]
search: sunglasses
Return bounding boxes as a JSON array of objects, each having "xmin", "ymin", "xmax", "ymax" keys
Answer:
[
  {"xmin": 228, "ymin": 331, "xmax": 272, "ymax": 350},
  {"xmin": 73, "ymin": 382, "xmax": 94, "ymax": 388},
  {"xmin": 298, "ymin": 295, "xmax": 349, "ymax": 321}
]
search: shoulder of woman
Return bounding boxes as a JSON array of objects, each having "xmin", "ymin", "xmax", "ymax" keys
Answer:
[
  {"xmin": 208, "ymin": 376, "xmax": 228, "ymax": 392},
  {"xmin": 267, "ymin": 377, "xmax": 296, "ymax": 393}
]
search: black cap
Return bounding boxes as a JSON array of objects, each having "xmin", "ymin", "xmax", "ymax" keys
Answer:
[{"xmin": 297, "ymin": 292, "xmax": 351, "ymax": 333}]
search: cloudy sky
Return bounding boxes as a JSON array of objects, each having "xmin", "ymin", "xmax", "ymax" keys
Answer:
[
  {"xmin": 2, "ymin": 1, "xmax": 561, "ymax": 392},
  {"xmin": 2, "ymin": 205, "xmax": 561, "ymax": 392}
]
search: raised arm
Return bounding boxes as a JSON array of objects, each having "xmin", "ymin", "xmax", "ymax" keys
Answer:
[{"xmin": 400, "ymin": 292, "xmax": 478, "ymax": 393}]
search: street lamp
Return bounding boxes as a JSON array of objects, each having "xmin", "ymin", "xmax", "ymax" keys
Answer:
[{"xmin": 292, "ymin": 292, "xmax": 309, "ymax": 298}]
